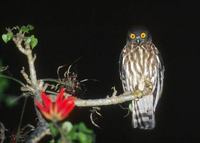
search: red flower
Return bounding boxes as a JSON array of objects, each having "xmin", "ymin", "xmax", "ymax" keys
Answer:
[{"xmin": 35, "ymin": 88, "xmax": 75, "ymax": 122}]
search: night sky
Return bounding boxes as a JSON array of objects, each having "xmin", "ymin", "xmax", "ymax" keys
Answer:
[{"xmin": 0, "ymin": 1, "xmax": 200, "ymax": 143}]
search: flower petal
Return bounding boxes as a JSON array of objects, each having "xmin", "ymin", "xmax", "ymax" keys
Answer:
[
  {"xmin": 35, "ymin": 88, "xmax": 75, "ymax": 122},
  {"xmin": 35, "ymin": 99, "xmax": 45, "ymax": 112},
  {"xmin": 60, "ymin": 96, "xmax": 75, "ymax": 118},
  {"xmin": 41, "ymin": 91, "xmax": 52, "ymax": 108},
  {"xmin": 42, "ymin": 111, "xmax": 53, "ymax": 120},
  {"xmin": 57, "ymin": 96, "xmax": 74, "ymax": 113},
  {"xmin": 35, "ymin": 99, "xmax": 51, "ymax": 119},
  {"xmin": 55, "ymin": 88, "xmax": 65, "ymax": 110}
]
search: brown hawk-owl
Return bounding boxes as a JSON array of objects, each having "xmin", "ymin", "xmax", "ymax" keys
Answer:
[{"xmin": 119, "ymin": 26, "xmax": 164, "ymax": 129}]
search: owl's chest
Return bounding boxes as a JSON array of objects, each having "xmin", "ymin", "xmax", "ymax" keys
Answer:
[
  {"xmin": 122, "ymin": 45, "xmax": 158, "ymax": 90},
  {"xmin": 123, "ymin": 46, "xmax": 157, "ymax": 71}
]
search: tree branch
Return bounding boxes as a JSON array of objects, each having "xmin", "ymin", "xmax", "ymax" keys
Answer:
[
  {"xmin": 13, "ymin": 35, "xmax": 40, "ymax": 98},
  {"xmin": 11, "ymin": 30, "xmax": 48, "ymax": 143},
  {"xmin": 75, "ymin": 92, "xmax": 133, "ymax": 107},
  {"xmin": 0, "ymin": 122, "xmax": 6, "ymax": 143}
]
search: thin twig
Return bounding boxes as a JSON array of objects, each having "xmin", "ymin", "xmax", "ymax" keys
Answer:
[
  {"xmin": 16, "ymin": 97, "xmax": 28, "ymax": 143},
  {"xmin": 0, "ymin": 122, "xmax": 7, "ymax": 143},
  {"xmin": 0, "ymin": 65, "xmax": 8, "ymax": 72},
  {"xmin": 90, "ymin": 107, "xmax": 102, "ymax": 128},
  {"xmin": 53, "ymin": 122, "xmax": 68, "ymax": 143},
  {"xmin": 0, "ymin": 74, "xmax": 25, "ymax": 87},
  {"xmin": 25, "ymin": 124, "xmax": 50, "ymax": 143},
  {"xmin": 21, "ymin": 67, "xmax": 32, "ymax": 85}
]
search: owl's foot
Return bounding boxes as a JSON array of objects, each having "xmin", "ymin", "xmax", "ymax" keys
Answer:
[
  {"xmin": 132, "ymin": 80, "xmax": 153, "ymax": 99},
  {"xmin": 133, "ymin": 89, "xmax": 143, "ymax": 99},
  {"xmin": 143, "ymin": 80, "xmax": 153, "ymax": 95}
]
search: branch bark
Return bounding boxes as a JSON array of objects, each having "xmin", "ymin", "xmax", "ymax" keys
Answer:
[{"xmin": 75, "ymin": 92, "xmax": 133, "ymax": 107}]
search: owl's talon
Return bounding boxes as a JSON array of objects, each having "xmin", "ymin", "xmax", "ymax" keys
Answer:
[
  {"xmin": 133, "ymin": 89, "xmax": 143, "ymax": 98},
  {"xmin": 144, "ymin": 80, "xmax": 153, "ymax": 95}
]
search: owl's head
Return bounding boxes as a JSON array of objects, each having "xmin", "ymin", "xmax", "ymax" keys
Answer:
[{"xmin": 127, "ymin": 26, "xmax": 152, "ymax": 45}]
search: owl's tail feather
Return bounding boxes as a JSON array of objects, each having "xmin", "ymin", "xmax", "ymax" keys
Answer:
[{"xmin": 132, "ymin": 95, "xmax": 155, "ymax": 130}]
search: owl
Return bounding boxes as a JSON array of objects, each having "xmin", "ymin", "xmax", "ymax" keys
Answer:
[{"xmin": 119, "ymin": 26, "xmax": 164, "ymax": 129}]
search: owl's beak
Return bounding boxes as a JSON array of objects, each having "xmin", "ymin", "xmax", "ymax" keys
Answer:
[{"xmin": 136, "ymin": 38, "xmax": 141, "ymax": 44}]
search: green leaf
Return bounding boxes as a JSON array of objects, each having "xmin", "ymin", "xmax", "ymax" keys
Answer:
[
  {"xmin": 67, "ymin": 122, "xmax": 95, "ymax": 143},
  {"xmin": 27, "ymin": 24, "xmax": 34, "ymax": 30},
  {"xmin": 2, "ymin": 34, "xmax": 8, "ymax": 43},
  {"xmin": 25, "ymin": 37, "xmax": 32, "ymax": 44},
  {"xmin": 20, "ymin": 25, "xmax": 34, "ymax": 33},
  {"xmin": 78, "ymin": 123, "xmax": 93, "ymax": 134},
  {"xmin": 25, "ymin": 35, "xmax": 38, "ymax": 49},
  {"xmin": 20, "ymin": 26, "xmax": 30, "ymax": 33},
  {"xmin": 2, "ymin": 32, "xmax": 13, "ymax": 43},
  {"xmin": 78, "ymin": 132, "xmax": 88, "ymax": 143},
  {"xmin": 49, "ymin": 123, "xmax": 59, "ymax": 137},
  {"xmin": 48, "ymin": 140, "xmax": 55, "ymax": 143},
  {"xmin": 30, "ymin": 35, "xmax": 38, "ymax": 49},
  {"xmin": 0, "ymin": 77, "xmax": 8, "ymax": 93},
  {"xmin": 0, "ymin": 61, "xmax": 9, "ymax": 89},
  {"xmin": 4, "ymin": 96, "xmax": 17, "ymax": 107}
]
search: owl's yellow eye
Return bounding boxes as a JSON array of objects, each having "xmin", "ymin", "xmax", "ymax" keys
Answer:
[
  {"xmin": 130, "ymin": 33, "xmax": 136, "ymax": 39},
  {"xmin": 140, "ymin": 32, "xmax": 146, "ymax": 39}
]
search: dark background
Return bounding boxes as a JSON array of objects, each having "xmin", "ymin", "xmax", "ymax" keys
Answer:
[{"xmin": 0, "ymin": 1, "xmax": 200, "ymax": 143}]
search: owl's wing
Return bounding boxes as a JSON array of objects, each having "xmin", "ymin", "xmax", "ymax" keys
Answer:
[
  {"xmin": 153, "ymin": 51, "xmax": 165, "ymax": 111},
  {"xmin": 119, "ymin": 46, "xmax": 126, "ymax": 82}
]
